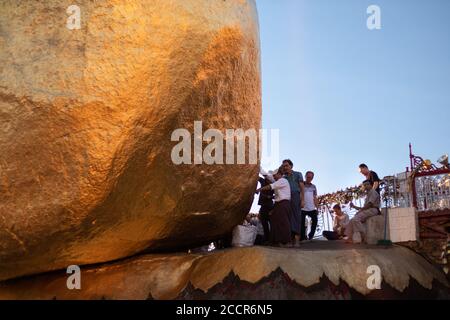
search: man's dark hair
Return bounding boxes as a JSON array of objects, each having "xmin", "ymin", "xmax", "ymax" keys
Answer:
[
  {"xmin": 306, "ymin": 171, "xmax": 314, "ymax": 177},
  {"xmin": 282, "ymin": 159, "xmax": 293, "ymax": 167},
  {"xmin": 359, "ymin": 164, "xmax": 368, "ymax": 169},
  {"xmin": 276, "ymin": 166, "xmax": 284, "ymax": 175},
  {"xmin": 333, "ymin": 204, "xmax": 341, "ymax": 210}
]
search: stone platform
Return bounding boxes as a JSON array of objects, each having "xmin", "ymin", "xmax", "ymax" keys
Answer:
[
  {"xmin": 0, "ymin": 242, "xmax": 448, "ymax": 300},
  {"xmin": 365, "ymin": 215, "xmax": 386, "ymax": 245}
]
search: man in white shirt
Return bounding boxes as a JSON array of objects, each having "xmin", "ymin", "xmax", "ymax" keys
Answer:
[
  {"xmin": 301, "ymin": 171, "xmax": 319, "ymax": 241},
  {"xmin": 256, "ymin": 168, "xmax": 292, "ymax": 246}
]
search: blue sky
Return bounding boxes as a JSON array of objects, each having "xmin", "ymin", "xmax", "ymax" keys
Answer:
[{"xmin": 256, "ymin": 0, "xmax": 450, "ymax": 196}]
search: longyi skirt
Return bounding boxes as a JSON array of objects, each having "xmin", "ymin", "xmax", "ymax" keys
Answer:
[{"xmin": 269, "ymin": 200, "xmax": 292, "ymax": 244}]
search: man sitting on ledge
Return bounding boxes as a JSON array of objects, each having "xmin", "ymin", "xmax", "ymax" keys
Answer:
[
  {"xmin": 345, "ymin": 180, "xmax": 381, "ymax": 244},
  {"xmin": 323, "ymin": 204, "xmax": 349, "ymax": 241}
]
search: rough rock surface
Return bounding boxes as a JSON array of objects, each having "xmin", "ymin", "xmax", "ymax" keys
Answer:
[
  {"xmin": 0, "ymin": 244, "xmax": 448, "ymax": 300},
  {"xmin": 0, "ymin": 0, "xmax": 261, "ymax": 281}
]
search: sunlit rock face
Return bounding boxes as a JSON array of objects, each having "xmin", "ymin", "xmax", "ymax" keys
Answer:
[
  {"xmin": 0, "ymin": 245, "xmax": 448, "ymax": 300},
  {"xmin": 0, "ymin": 0, "xmax": 261, "ymax": 281}
]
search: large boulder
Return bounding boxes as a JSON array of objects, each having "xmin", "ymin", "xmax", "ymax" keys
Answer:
[{"xmin": 0, "ymin": 0, "xmax": 261, "ymax": 281}]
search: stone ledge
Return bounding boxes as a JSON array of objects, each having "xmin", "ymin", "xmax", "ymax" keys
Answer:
[{"xmin": 0, "ymin": 242, "xmax": 448, "ymax": 300}]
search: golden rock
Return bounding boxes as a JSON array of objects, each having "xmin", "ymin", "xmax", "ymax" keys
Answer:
[{"xmin": 0, "ymin": 0, "xmax": 261, "ymax": 281}]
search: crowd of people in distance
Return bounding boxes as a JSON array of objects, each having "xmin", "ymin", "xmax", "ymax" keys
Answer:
[{"xmin": 243, "ymin": 161, "xmax": 382, "ymax": 248}]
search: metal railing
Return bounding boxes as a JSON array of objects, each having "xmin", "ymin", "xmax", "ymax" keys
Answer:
[{"xmin": 414, "ymin": 173, "xmax": 450, "ymax": 211}]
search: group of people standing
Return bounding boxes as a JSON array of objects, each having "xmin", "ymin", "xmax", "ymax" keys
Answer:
[
  {"xmin": 256, "ymin": 162, "xmax": 382, "ymax": 247},
  {"xmin": 256, "ymin": 159, "xmax": 319, "ymax": 247}
]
